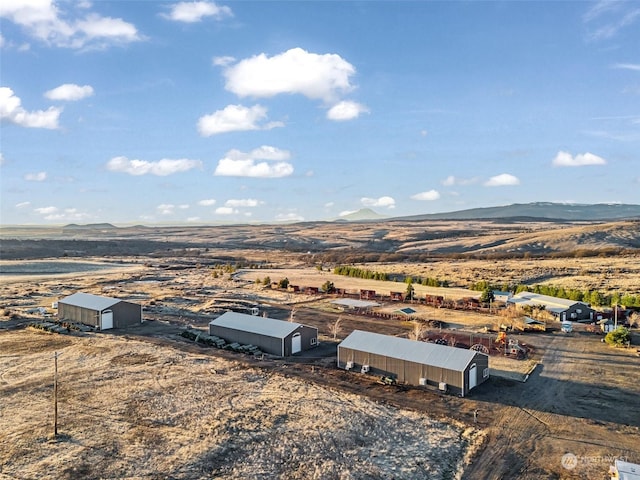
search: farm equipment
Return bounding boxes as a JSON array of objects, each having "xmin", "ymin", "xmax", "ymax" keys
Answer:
[
  {"xmin": 495, "ymin": 332, "xmax": 527, "ymax": 359},
  {"xmin": 377, "ymin": 375, "xmax": 397, "ymax": 385}
]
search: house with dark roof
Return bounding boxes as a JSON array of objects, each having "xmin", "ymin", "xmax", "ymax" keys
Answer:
[
  {"xmin": 338, "ymin": 330, "xmax": 489, "ymax": 396},
  {"xmin": 507, "ymin": 292, "xmax": 595, "ymax": 322},
  {"xmin": 209, "ymin": 311, "xmax": 318, "ymax": 357},
  {"xmin": 58, "ymin": 292, "xmax": 142, "ymax": 330}
]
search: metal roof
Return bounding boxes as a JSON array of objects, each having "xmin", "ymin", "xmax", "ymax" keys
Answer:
[
  {"xmin": 331, "ymin": 299, "xmax": 380, "ymax": 308},
  {"xmin": 59, "ymin": 292, "xmax": 122, "ymax": 311},
  {"xmin": 209, "ymin": 311, "xmax": 313, "ymax": 339},
  {"xmin": 508, "ymin": 292, "xmax": 588, "ymax": 310},
  {"xmin": 339, "ymin": 330, "xmax": 484, "ymax": 372}
]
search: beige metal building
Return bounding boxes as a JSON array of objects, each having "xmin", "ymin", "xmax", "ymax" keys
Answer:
[
  {"xmin": 58, "ymin": 292, "xmax": 142, "ymax": 330},
  {"xmin": 338, "ymin": 330, "xmax": 489, "ymax": 396}
]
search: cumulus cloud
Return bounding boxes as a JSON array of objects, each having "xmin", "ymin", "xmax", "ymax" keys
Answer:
[
  {"xmin": 222, "ymin": 48, "xmax": 356, "ymax": 103},
  {"xmin": 215, "ymin": 206, "xmax": 237, "ymax": 215},
  {"xmin": 0, "ymin": 87, "xmax": 61, "ymax": 129},
  {"xmin": 411, "ymin": 190, "xmax": 440, "ymax": 201},
  {"xmin": 44, "ymin": 83, "xmax": 94, "ymax": 101},
  {"xmin": 24, "ymin": 171, "xmax": 47, "ymax": 181},
  {"xmin": 225, "ymin": 198, "xmax": 260, "ymax": 208},
  {"xmin": 214, "ymin": 146, "xmax": 294, "ymax": 178},
  {"xmin": 361, "ymin": 196, "xmax": 396, "ymax": 209},
  {"xmin": 484, "ymin": 173, "xmax": 520, "ymax": 187},
  {"xmin": 552, "ymin": 150, "xmax": 607, "ymax": 167},
  {"xmin": 326, "ymin": 100, "xmax": 369, "ymax": 121},
  {"xmin": 106, "ymin": 156, "xmax": 202, "ymax": 176},
  {"xmin": 0, "ymin": 1, "xmax": 142, "ymax": 49},
  {"xmin": 162, "ymin": 1, "xmax": 232, "ymax": 22},
  {"xmin": 34, "ymin": 206, "xmax": 58, "ymax": 215},
  {"xmin": 197, "ymin": 198, "xmax": 216, "ymax": 206},
  {"xmin": 197, "ymin": 104, "xmax": 283, "ymax": 136},
  {"xmin": 338, "ymin": 209, "xmax": 358, "ymax": 217}
]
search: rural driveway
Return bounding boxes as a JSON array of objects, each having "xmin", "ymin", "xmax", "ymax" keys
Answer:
[{"xmin": 463, "ymin": 333, "xmax": 640, "ymax": 479}]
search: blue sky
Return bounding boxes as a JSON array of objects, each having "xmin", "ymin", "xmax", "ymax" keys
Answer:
[{"xmin": 1, "ymin": 1, "xmax": 639, "ymax": 225}]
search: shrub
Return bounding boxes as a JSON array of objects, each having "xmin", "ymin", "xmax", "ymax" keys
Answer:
[{"xmin": 604, "ymin": 327, "xmax": 631, "ymax": 347}]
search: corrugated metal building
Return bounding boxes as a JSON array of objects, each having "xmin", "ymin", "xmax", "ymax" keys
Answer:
[
  {"xmin": 58, "ymin": 292, "xmax": 142, "ymax": 330},
  {"xmin": 338, "ymin": 330, "xmax": 489, "ymax": 396},
  {"xmin": 209, "ymin": 311, "xmax": 318, "ymax": 357},
  {"xmin": 507, "ymin": 292, "xmax": 594, "ymax": 321}
]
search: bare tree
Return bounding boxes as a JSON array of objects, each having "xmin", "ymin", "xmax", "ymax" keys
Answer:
[
  {"xmin": 408, "ymin": 320, "xmax": 426, "ymax": 341},
  {"xmin": 330, "ymin": 316, "xmax": 343, "ymax": 340}
]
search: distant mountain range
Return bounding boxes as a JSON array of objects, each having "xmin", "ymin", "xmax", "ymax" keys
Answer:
[{"xmin": 376, "ymin": 202, "xmax": 640, "ymax": 222}]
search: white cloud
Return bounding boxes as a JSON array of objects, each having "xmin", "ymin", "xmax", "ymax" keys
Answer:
[
  {"xmin": 411, "ymin": 190, "xmax": 440, "ymax": 201},
  {"xmin": 44, "ymin": 83, "xmax": 94, "ymax": 101},
  {"xmin": 552, "ymin": 150, "xmax": 607, "ymax": 167},
  {"xmin": 197, "ymin": 104, "xmax": 282, "ymax": 136},
  {"xmin": 223, "ymin": 47, "xmax": 356, "ymax": 103},
  {"xmin": 0, "ymin": 153, "xmax": 4, "ymax": 165},
  {"xmin": 276, "ymin": 212, "xmax": 304, "ymax": 222},
  {"xmin": 106, "ymin": 156, "xmax": 202, "ymax": 176},
  {"xmin": 612, "ymin": 63, "xmax": 640, "ymax": 71},
  {"xmin": 34, "ymin": 206, "xmax": 58, "ymax": 215},
  {"xmin": 214, "ymin": 146, "xmax": 294, "ymax": 178},
  {"xmin": 16, "ymin": 201, "xmax": 31, "ymax": 208},
  {"xmin": 0, "ymin": 87, "xmax": 61, "ymax": 129},
  {"xmin": 0, "ymin": 1, "xmax": 142, "ymax": 49},
  {"xmin": 157, "ymin": 204, "xmax": 175, "ymax": 215},
  {"xmin": 215, "ymin": 206, "xmax": 237, "ymax": 215},
  {"xmin": 213, "ymin": 55, "xmax": 235, "ymax": 66},
  {"xmin": 484, "ymin": 173, "xmax": 521, "ymax": 187},
  {"xmin": 163, "ymin": 1, "xmax": 232, "ymax": 23},
  {"xmin": 326, "ymin": 100, "xmax": 369, "ymax": 121},
  {"xmin": 197, "ymin": 198, "xmax": 216, "ymax": 206},
  {"xmin": 225, "ymin": 198, "xmax": 260, "ymax": 208},
  {"xmin": 186, "ymin": 217, "xmax": 201, "ymax": 223},
  {"xmin": 441, "ymin": 175, "xmax": 478, "ymax": 186},
  {"xmin": 361, "ymin": 196, "xmax": 395, "ymax": 209},
  {"xmin": 583, "ymin": 1, "xmax": 640, "ymax": 41},
  {"xmin": 24, "ymin": 171, "xmax": 47, "ymax": 181}
]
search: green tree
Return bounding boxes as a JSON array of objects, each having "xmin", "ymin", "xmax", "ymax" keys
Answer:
[
  {"xmin": 405, "ymin": 282, "xmax": 415, "ymax": 301},
  {"xmin": 262, "ymin": 276, "xmax": 271, "ymax": 286},
  {"xmin": 278, "ymin": 277, "xmax": 290, "ymax": 289},
  {"xmin": 322, "ymin": 281, "xmax": 335, "ymax": 293},
  {"xmin": 604, "ymin": 327, "xmax": 631, "ymax": 347},
  {"xmin": 480, "ymin": 288, "xmax": 495, "ymax": 305}
]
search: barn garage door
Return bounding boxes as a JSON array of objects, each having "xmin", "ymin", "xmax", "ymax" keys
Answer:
[
  {"xmin": 292, "ymin": 333, "xmax": 301, "ymax": 354},
  {"xmin": 101, "ymin": 311, "xmax": 114, "ymax": 330},
  {"xmin": 469, "ymin": 364, "xmax": 477, "ymax": 390}
]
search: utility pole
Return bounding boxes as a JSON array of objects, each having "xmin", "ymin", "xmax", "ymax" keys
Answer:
[{"xmin": 53, "ymin": 351, "xmax": 62, "ymax": 438}]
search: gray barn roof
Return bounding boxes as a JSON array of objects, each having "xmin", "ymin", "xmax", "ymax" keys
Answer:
[
  {"xmin": 59, "ymin": 292, "xmax": 122, "ymax": 311},
  {"xmin": 209, "ymin": 311, "xmax": 311, "ymax": 339},
  {"xmin": 339, "ymin": 330, "xmax": 483, "ymax": 372}
]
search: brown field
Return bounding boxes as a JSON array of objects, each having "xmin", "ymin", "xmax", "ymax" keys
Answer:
[{"xmin": 1, "ymin": 219, "xmax": 639, "ymax": 479}]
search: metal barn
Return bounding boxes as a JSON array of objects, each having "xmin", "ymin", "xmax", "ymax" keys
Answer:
[
  {"xmin": 209, "ymin": 311, "xmax": 318, "ymax": 357},
  {"xmin": 338, "ymin": 330, "xmax": 489, "ymax": 396},
  {"xmin": 58, "ymin": 292, "xmax": 142, "ymax": 330}
]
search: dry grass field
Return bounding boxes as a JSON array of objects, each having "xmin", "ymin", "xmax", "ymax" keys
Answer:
[{"xmin": 1, "ymin": 219, "xmax": 640, "ymax": 479}]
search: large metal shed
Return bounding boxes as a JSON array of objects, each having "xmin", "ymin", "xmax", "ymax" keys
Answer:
[
  {"xmin": 209, "ymin": 311, "xmax": 318, "ymax": 357},
  {"xmin": 58, "ymin": 292, "xmax": 142, "ymax": 330},
  {"xmin": 338, "ymin": 330, "xmax": 489, "ymax": 397}
]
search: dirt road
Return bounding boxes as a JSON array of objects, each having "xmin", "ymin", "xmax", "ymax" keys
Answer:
[{"xmin": 462, "ymin": 332, "xmax": 640, "ymax": 479}]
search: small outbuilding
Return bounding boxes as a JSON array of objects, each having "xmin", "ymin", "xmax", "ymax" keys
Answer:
[
  {"xmin": 209, "ymin": 311, "xmax": 318, "ymax": 357},
  {"xmin": 338, "ymin": 330, "xmax": 489, "ymax": 397},
  {"xmin": 58, "ymin": 292, "xmax": 142, "ymax": 330}
]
